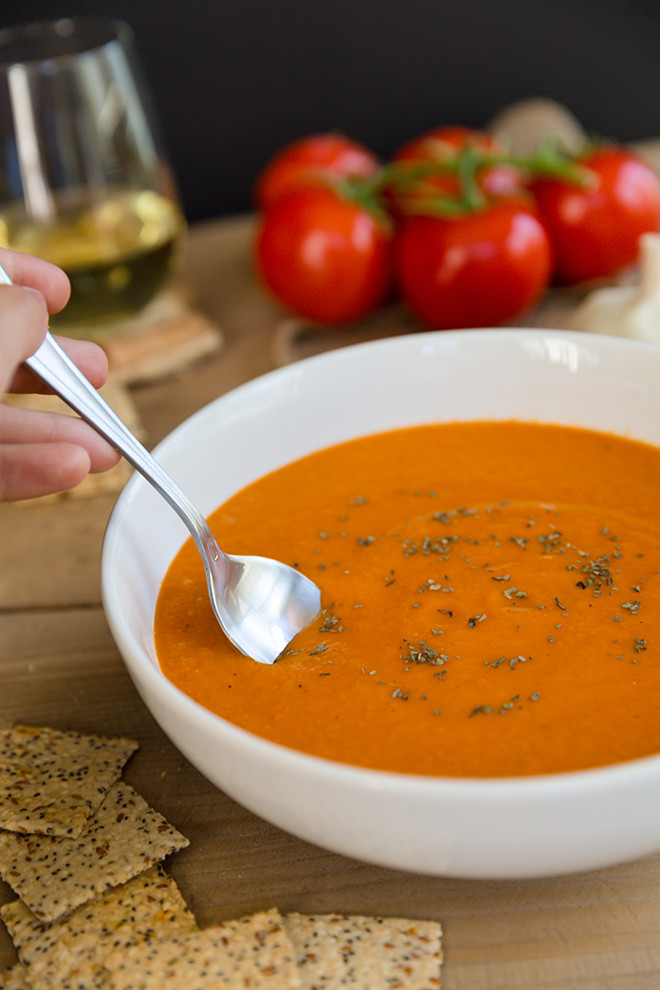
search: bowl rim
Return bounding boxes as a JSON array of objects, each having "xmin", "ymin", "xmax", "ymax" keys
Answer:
[{"xmin": 102, "ymin": 326, "xmax": 660, "ymax": 797}]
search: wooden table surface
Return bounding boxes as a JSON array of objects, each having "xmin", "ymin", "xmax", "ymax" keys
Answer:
[{"xmin": 2, "ymin": 214, "xmax": 660, "ymax": 989}]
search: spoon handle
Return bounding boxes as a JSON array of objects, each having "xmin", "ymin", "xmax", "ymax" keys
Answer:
[
  {"xmin": 33, "ymin": 331, "xmax": 222, "ymax": 560},
  {"xmin": 0, "ymin": 263, "xmax": 221, "ymax": 565}
]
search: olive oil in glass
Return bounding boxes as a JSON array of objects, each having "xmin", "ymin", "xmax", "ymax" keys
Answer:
[{"xmin": 0, "ymin": 189, "xmax": 184, "ymax": 327}]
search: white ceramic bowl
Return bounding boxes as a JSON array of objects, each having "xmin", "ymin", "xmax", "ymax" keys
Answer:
[{"xmin": 102, "ymin": 328, "xmax": 660, "ymax": 879}]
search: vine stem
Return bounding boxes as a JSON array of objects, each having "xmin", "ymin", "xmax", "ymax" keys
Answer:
[{"xmin": 324, "ymin": 140, "xmax": 595, "ymax": 221}]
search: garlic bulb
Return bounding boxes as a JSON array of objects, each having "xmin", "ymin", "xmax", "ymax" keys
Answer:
[
  {"xmin": 486, "ymin": 98, "xmax": 586, "ymax": 157},
  {"xmin": 570, "ymin": 233, "xmax": 660, "ymax": 342}
]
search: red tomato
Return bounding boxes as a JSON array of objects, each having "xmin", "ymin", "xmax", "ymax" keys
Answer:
[
  {"xmin": 531, "ymin": 146, "xmax": 660, "ymax": 283},
  {"xmin": 394, "ymin": 197, "xmax": 553, "ymax": 330},
  {"xmin": 254, "ymin": 133, "xmax": 380, "ymax": 209},
  {"xmin": 395, "ymin": 124, "xmax": 497, "ymax": 158},
  {"xmin": 255, "ymin": 183, "xmax": 394, "ymax": 324},
  {"xmin": 392, "ymin": 125, "xmax": 521, "ymax": 202}
]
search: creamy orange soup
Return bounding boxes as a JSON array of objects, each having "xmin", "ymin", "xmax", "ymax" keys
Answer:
[{"xmin": 155, "ymin": 421, "xmax": 660, "ymax": 777}]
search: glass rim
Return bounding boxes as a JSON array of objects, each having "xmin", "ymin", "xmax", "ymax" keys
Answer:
[{"xmin": 0, "ymin": 17, "xmax": 134, "ymax": 66}]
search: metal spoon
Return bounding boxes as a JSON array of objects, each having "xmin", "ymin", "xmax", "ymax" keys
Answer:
[{"xmin": 0, "ymin": 264, "xmax": 321, "ymax": 663}]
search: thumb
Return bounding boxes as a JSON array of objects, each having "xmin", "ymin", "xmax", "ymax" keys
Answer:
[{"xmin": 0, "ymin": 286, "xmax": 48, "ymax": 393}]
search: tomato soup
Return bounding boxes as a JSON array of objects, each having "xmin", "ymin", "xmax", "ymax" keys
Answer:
[{"xmin": 155, "ymin": 421, "xmax": 660, "ymax": 777}]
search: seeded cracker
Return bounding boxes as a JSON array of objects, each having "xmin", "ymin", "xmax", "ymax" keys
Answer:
[
  {"xmin": 284, "ymin": 913, "xmax": 443, "ymax": 989},
  {"xmin": 0, "ymin": 781, "xmax": 188, "ymax": 923},
  {"xmin": 103, "ymin": 908, "xmax": 301, "ymax": 990},
  {"xmin": 0, "ymin": 725, "xmax": 138, "ymax": 838},
  {"xmin": 1, "ymin": 866, "xmax": 197, "ymax": 990},
  {"xmin": 0, "ymin": 964, "xmax": 31, "ymax": 990}
]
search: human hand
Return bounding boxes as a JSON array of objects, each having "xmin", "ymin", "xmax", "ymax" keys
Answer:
[{"xmin": 0, "ymin": 248, "xmax": 120, "ymax": 500}]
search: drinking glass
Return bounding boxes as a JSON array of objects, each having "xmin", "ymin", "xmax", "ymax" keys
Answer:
[{"xmin": 0, "ymin": 17, "xmax": 185, "ymax": 329}]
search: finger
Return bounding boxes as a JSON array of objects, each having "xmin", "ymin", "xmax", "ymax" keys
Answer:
[
  {"xmin": 0, "ymin": 442, "xmax": 91, "ymax": 501},
  {"xmin": 8, "ymin": 335, "xmax": 110, "ymax": 394},
  {"xmin": 0, "ymin": 403, "xmax": 121, "ymax": 474},
  {"xmin": 0, "ymin": 287, "xmax": 49, "ymax": 394},
  {"xmin": 0, "ymin": 247, "xmax": 70, "ymax": 313}
]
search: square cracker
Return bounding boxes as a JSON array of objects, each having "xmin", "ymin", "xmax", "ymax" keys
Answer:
[
  {"xmin": 1, "ymin": 866, "xmax": 197, "ymax": 990},
  {"xmin": 0, "ymin": 781, "xmax": 188, "ymax": 923},
  {"xmin": 103, "ymin": 908, "xmax": 300, "ymax": 990},
  {"xmin": 284, "ymin": 912, "xmax": 443, "ymax": 989},
  {"xmin": 0, "ymin": 725, "xmax": 138, "ymax": 838}
]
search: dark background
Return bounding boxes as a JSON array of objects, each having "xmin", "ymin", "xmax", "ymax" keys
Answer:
[{"xmin": 2, "ymin": 0, "xmax": 660, "ymax": 223}]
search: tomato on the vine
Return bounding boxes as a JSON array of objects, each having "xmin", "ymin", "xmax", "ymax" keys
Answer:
[
  {"xmin": 253, "ymin": 127, "xmax": 659, "ymax": 332},
  {"xmin": 530, "ymin": 146, "xmax": 660, "ymax": 283},
  {"xmin": 394, "ymin": 195, "xmax": 553, "ymax": 330},
  {"xmin": 255, "ymin": 181, "xmax": 394, "ymax": 324},
  {"xmin": 254, "ymin": 133, "xmax": 380, "ymax": 210}
]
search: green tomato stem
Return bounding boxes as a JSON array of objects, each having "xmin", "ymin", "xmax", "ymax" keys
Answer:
[
  {"xmin": 333, "ymin": 140, "xmax": 594, "ymax": 221},
  {"xmin": 375, "ymin": 140, "xmax": 594, "ymax": 217}
]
